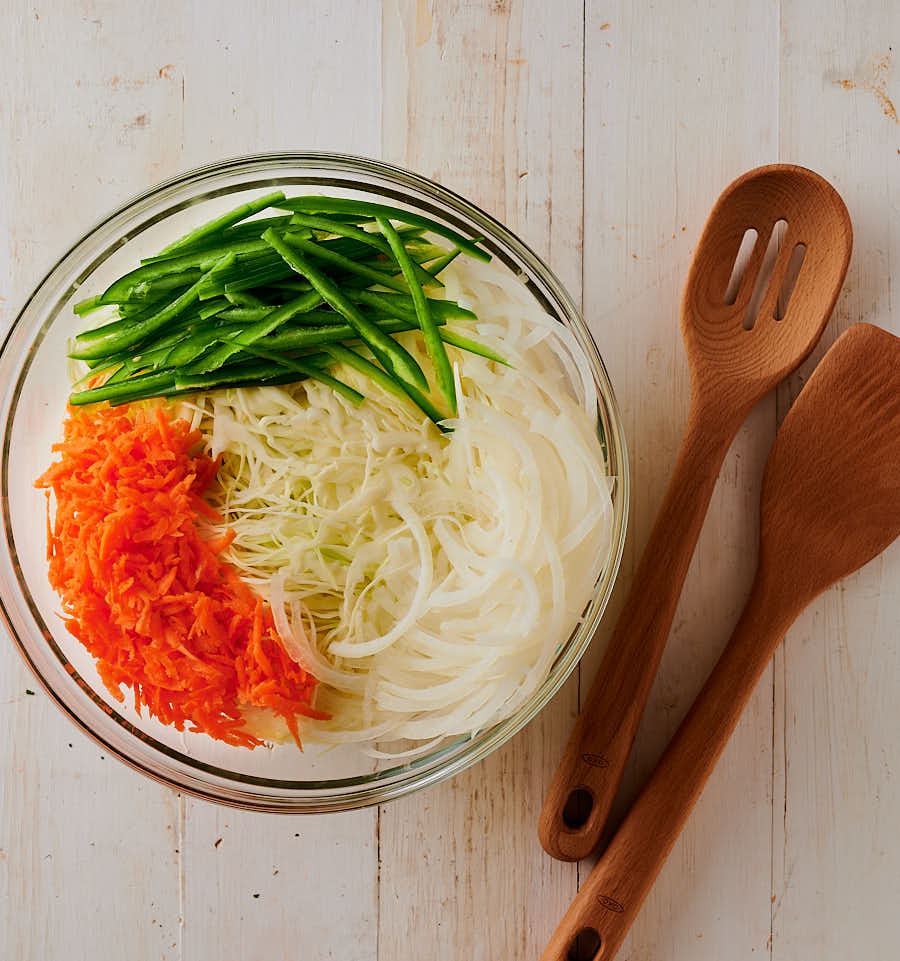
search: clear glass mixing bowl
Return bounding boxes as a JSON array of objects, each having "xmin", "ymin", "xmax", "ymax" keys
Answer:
[{"xmin": 0, "ymin": 152, "xmax": 628, "ymax": 811}]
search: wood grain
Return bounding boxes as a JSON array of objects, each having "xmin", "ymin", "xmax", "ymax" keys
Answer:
[
  {"xmin": 379, "ymin": 2, "xmax": 584, "ymax": 958},
  {"xmin": 181, "ymin": 801, "xmax": 378, "ymax": 961},
  {"xmin": 0, "ymin": 7, "xmax": 188, "ymax": 961},
  {"xmin": 579, "ymin": 3, "xmax": 783, "ymax": 958},
  {"xmin": 0, "ymin": 4, "xmax": 383, "ymax": 961},
  {"xmin": 179, "ymin": 0, "xmax": 382, "ymax": 165},
  {"xmin": 772, "ymin": 3, "xmax": 900, "ymax": 957},
  {"xmin": 174, "ymin": 6, "xmax": 384, "ymax": 961}
]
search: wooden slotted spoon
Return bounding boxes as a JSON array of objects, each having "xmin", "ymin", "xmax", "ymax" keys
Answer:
[
  {"xmin": 540, "ymin": 164, "xmax": 853, "ymax": 862},
  {"xmin": 543, "ymin": 323, "xmax": 900, "ymax": 961}
]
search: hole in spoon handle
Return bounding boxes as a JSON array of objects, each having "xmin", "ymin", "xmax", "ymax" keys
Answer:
[
  {"xmin": 562, "ymin": 787, "xmax": 595, "ymax": 829},
  {"xmin": 566, "ymin": 928, "xmax": 603, "ymax": 961},
  {"xmin": 542, "ymin": 749, "xmax": 622, "ymax": 860}
]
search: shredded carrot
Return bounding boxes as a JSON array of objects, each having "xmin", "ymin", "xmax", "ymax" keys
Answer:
[{"xmin": 35, "ymin": 403, "xmax": 326, "ymax": 749}]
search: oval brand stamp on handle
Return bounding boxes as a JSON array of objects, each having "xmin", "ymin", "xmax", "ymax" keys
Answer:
[
  {"xmin": 582, "ymin": 753, "xmax": 610, "ymax": 768},
  {"xmin": 596, "ymin": 894, "xmax": 624, "ymax": 913}
]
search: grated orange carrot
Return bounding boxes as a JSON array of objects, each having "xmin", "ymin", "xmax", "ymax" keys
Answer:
[{"xmin": 35, "ymin": 403, "xmax": 325, "ymax": 749}]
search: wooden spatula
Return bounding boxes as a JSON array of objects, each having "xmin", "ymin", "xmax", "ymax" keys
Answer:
[
  {"xmin": 542, "ymin": 323, "xmax": 900, "ymax": 961},
  {"xmin": 540, "ymin": 164, "xmax": 852, "ymax": 862}
]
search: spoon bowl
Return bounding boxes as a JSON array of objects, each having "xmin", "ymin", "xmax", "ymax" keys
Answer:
[
  {"xmin": 684, "ymin": 164, "xmax": 853, "ymax": 405},
  {"xmin": 757, "ymin": 322, "xmax": 900, "ymax": 606}
]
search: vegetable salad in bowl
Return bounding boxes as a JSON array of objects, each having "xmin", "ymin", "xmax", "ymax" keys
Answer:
[{"xmin": 0, "ymin": 154, "xmax": 627, "ymax": 809}]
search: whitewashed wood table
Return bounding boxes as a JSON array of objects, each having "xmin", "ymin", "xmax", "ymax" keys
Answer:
[{"xmin": 1, "ymin": 2, "xmax": 898, "ymax": 959}]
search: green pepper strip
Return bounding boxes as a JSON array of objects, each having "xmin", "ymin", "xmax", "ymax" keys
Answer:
[
  {"xmin": 262, "ymin": 229, "xmax": 428, "ymax": 392},
  {"xmin": 157, "ymin": 190, "xmax": 286, "ymax": 256}
]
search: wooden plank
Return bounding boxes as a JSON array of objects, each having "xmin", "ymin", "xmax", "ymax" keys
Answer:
[
  {"xmin": 179, "ymin": 0, "xmax": 382, "ymax": 165},
  {"xmin": 0, "ymin": 4, "xmax": 384, "ymax": 961},
  {"xmin": 0, "ymin": 5, "xmax": 188, "ymax": 960},
  {"xmin": 378, "ymin": 2, "xmax": 584, "ymax": 958},
  {"xmin": 772, "ymin": 3, "xmax": 900, "ymax": 957},
  {"xmin": 580, "ymin": 2, "xmax": 781, "ymax": 958},
  {"xmin": 174, "ymin": 4, "xmax": 383, "ymax": 961},
  {"xmin": 181, "ymin": 801, "xmax": 378, "ymax": 961}
]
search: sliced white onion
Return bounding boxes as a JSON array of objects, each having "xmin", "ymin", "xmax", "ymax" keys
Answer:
[{"xmin": 192, "ymin": 254, "xmax": 614, "ymax": 745}]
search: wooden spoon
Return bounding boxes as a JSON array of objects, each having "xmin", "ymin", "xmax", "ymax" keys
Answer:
[
  {"xmin": 542, "ymin": 323, "xmax": 900, "ymax": 961},
  {"xmin": 539, "ymin": 164, "xmax": 852, "ymax": 862}
]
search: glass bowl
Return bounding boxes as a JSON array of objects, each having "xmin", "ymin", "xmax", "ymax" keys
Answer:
[{"xmin": 0, "ymin": 152, "xmax": 628, "ymax": 811}]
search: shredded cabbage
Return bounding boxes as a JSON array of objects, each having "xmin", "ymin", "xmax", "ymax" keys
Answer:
[{"xmin": 183, "ymin": 256, "xmax": 614, "ymax": 747}]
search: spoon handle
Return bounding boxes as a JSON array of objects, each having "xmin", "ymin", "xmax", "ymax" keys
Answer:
[
  {"xmin": 541, "ymin": 579, "xmax": 795, "ymax": 961},
  {"xmin": 539, "ymin": 404, "xmax": 736, "ymax": 862}
]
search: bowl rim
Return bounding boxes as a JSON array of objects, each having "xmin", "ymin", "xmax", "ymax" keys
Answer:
[{"xmin": 0, "ymin": 150, "xmax": 629, "ymax": 811}]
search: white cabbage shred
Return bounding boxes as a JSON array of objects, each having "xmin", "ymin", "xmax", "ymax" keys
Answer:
[{"xmin": 184, "ymin": 257, "xmax": 614, "ymax": 746}]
